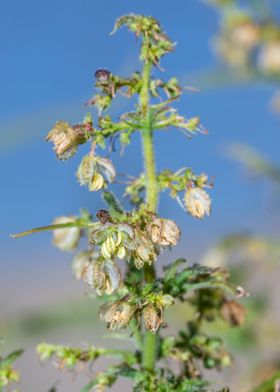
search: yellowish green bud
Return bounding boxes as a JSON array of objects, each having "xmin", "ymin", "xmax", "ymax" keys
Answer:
[{"xmin": 89, "ymin": 173, "xmax": 105, "ymax": 192}]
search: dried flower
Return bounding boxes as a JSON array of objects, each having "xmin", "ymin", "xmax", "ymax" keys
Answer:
[
  {"xmin": 99, "ymin": 299, "xmax": 135, "ymax": 330},
  {"xmin": 133, "ymin": 232, "xmax": 157, "ymax": 269},
  {"xmin": 184, "ymin": 187, "xmax": 211, "ymax": 219},
  {"xmin": 143, "ymin": 304, "xmax": 162, "ymax": 333},
  {"xmin": 258, "ymin": 42, "xmax": 280, "ymax": 74},
  {"xmin": 72, "ymin": 250, "xmax": 98, "ymax": 280},
  {"xmin": 148, "ymin": 218, "xmax": 180, "ymax": 246},
  {"xmin": 52, "ymin": 216, "xmax": 81, "ymax": 251},
  {"xmin": 46, "ymin": 121, "xmax": 88, "ymax": 160},
  {"xmin": 82, "ymin": 259, "xmax": 121, "ymax": 295},
  {"xmin": 221, "ymin": 300, "xmax": 246, "ymax": 326}
]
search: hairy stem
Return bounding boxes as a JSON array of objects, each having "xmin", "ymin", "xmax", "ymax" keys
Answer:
[{"xmin": 140, "ymin": 58, "xmax": 159, "ymax": 372}]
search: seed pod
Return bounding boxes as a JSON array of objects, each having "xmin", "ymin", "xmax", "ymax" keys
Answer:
[
  {"xmin": 221, "ymin": 300, "xmax": 246, "ymax": 326},
  {"xmin": 143, "ymin": 304, "xmax": 162, "ymax": 333},
  {"xmin": 46, "ymin": 121, "xmax": 87, "ymax": 160},
  {"xmin": 99, "ymin": 300, "xmax": 135, "ymax": 330},
  {"xmin": 148, "ymin": 218, "xmax": 180, "ymax": 246},
  {"xmin": 52, "ymin": 216, "xmax": 81, "ymax": 251},
  {"xmin": 184, "ymin": 187, "xmax": 211, "ymax": 219}
]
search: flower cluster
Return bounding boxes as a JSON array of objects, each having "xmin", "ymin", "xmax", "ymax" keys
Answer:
[{"xmin": 50, "ymin": 211, "xmax": 180, "ymax": 297}]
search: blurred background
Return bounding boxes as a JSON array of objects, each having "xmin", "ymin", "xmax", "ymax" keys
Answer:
[{"xmin": 1, "ymin": 0, "xmax": 280, "ymax": 390}]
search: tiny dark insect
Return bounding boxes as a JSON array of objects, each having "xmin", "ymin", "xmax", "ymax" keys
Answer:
[
  {"xmin": 96, "ymin": 209, "xmax": 112, "ymax": 224},
  {"xmin": 95, "ymin": 69, "xmax": 111, "ymax": 82}
]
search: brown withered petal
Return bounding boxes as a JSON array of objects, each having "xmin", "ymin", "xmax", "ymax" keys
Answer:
[
  {"xmin": 46, "ymin": 121, "xmax": 86, "ymax": 160},
  {"xmin": 143, "ymin": 304, "xmax": 162, "ymax": 333},
  {"xmin": 148, "ymin": 218, "xmax": 180, "ymax": 246},
  {"xmin": 221, "ymin": 300, "xmax": 246, "ymax": 326}
]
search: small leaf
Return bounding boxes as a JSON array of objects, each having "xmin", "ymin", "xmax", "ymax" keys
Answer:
[
  {"xmin": 0, "ymin": 349, "xmax": 23, "ymax": 370},
  {"xmin": 102, "ymin": 191, "xmax": 124, "ymax": 214}
]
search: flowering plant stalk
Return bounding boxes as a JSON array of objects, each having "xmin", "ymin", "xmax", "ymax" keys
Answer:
[{"xmin": 13, "ymin": 14, "xmax": 247, "ymax": 391}]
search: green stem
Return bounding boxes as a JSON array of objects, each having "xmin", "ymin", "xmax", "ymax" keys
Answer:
[
  {"xmin": 11, "ymin": 221, "xmax": 97, "ymax": 239},
  {"xmin": 139, "ymin": 58, "xmax": 159, "ymax": 372}
]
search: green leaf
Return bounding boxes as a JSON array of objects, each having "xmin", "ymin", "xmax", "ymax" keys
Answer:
[
  {"xmin": 102, "ymin": 191, "xmax": 124, "ymax": 214},
  {"xmin": 0, "ymin": 350, "xmax": 23, "ymax": 370},
  {"xmin": 251, "ymin": 371, "xmax": 280, "ymax": 392},
  {"xmin": 163, "ymin": 258, "xmax": 186, "ymax": 281}
]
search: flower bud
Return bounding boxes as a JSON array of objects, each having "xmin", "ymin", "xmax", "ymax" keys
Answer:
[
  {"xmin": 82, "ymin": 259, "xmax": 121, "ymax": 295},
  {"xmin": 101, "ymin": 234, "xmax": 117, "ymax": 259},
  {"xmin": 221, "ymin": 300, "xmax": 246, "ymax": 326},
  {"xmin": 77, "ymin": 155, "xmax": 115, "ymax": 192},
  {"xmin": 99, "ymin": 300, "xmax": 135, "ymax": 330},
  {"xmin": 143, "ymin": 304, "xmax": 162, "ymax": 333},
  {"xmin": 159, "ymin": 294, "xmax": 175, "ymax": 307},
  {"xmin": 46, "ymin": 121, "xmax": 87, "ymax": 160},
  {"xmin": 89, "ymin": 173, "xmax": 105, "ymax": 192},
  {"xmin": 52, "ymin": 216, "xmax": 81, "ymax": 251},
  {"xmin": 258, "ymin": 42, "xmax": 280, "ymax": 74},
  {"xmin": 148, "ymin": 218, "xmax": 180, "ymax": 246},
  {"xmin": 184, "ymin": 187, "xmax": 211, "ymax": 219}
]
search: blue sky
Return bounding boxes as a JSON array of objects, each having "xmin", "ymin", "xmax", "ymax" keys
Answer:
[{"xmin": 1, "ymin": 0, "xmax": 280, "ymax": 266}]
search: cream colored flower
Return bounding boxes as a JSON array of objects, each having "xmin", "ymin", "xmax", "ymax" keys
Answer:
[
  {"xmin": 258, "ymin": 42, "xmax": 280, "ymax": 74},
  {"xmin": 52, "ymin": 216, "xmax": 81, "ymax": 251},
  {"xmin": 148, "ymin": 218, "xmax": 180, "ymax": 246},
  {"xmin": 184, "ymin": 188, "xmax": 211, "ymax": 219},
  {"xmin": 231, "ymin": 22, "xmax": 260, "ymax": 49}
]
